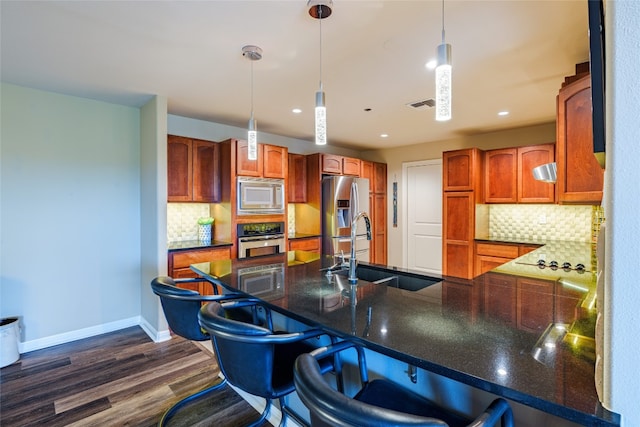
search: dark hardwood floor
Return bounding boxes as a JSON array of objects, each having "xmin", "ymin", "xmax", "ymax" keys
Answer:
[{"xmin": 0, "ymin": 327, "xmax": 260, "ymax": 426}]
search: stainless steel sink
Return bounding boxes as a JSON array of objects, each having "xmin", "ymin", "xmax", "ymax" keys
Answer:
[{"xmin": 331, "ymin": 264, "xmax": 440, "ymax": 292}]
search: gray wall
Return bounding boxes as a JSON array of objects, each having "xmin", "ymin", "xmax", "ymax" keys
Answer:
[{"xmin": 0, "ymin": 83, "xmax": 142, "ymax": 350}]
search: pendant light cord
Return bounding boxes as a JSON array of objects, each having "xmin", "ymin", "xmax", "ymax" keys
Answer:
[
  {"xmin": 318, "ymin": 6, "xmax": 323, "ymax": 91},
  {"xmin": 441, "ymin": 0, "xmax": 446, "ymax": 44},
  {"xmin": 250, "ymin": 58, "xmax": 254, "ymax": 119}
]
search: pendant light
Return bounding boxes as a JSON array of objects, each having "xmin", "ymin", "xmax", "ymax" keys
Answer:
[
  {"xmin": 242, "ymin": 45, "xmax": 262, "ymax": 160},
  {"xmin": 435, "ymin": 0, "xmax": 452, "ymax": 121},
  {"xmin": 308, "ymin": 1, "xmax": 333, "ymax": 145}
]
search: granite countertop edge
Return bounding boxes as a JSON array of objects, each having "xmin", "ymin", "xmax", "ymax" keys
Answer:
[{"xmin": 168, "ymin": 240, "xmax": 233, "ymax": 252}]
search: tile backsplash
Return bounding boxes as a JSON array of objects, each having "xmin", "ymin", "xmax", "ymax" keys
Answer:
[
  {"xmin": 167, "ymin": 203, "xmax": 210, "ymax": 242},
  {"xmin": 487, "ymin": 204, "xmax": 598, "ymax": 243}
]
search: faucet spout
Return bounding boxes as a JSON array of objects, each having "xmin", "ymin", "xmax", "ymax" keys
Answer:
[{"xmin": 349, "ymin": 211, "xmax": 371, "ymax": 284}]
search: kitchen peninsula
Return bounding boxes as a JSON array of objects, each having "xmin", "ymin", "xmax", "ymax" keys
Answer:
[{"xmin": 191, "ymin": 250, "xmax": 619, "ymax": 426}]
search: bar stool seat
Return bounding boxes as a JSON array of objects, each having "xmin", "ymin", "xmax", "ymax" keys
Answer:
[{"xmin": 294, "ymin": 341, "xmax": 515, "ymax": 427}]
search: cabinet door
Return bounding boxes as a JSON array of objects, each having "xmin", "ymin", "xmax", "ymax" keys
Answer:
[
  {"xmin": 443, "ymin": 191, "xmax": 475, "ymax": 278},
  {"xmin": 342, "ymin": 157, "xmax": 361, "ymax": 176},
  {"xmin": 373, "ymin": 162, "xmax": 387, "ymax": 194},
  {"xmin": 556, "ymin": 75, "xmax": 604, "ymax": 204},
  {"xmin": 443, "ymin": 148, "xmax": 482, "ymax": 192},
  {"xmin": 484, "ymin": 148, "xmax": 517, "ymax": 203},
  {"xmin": 360, "ymin": 161, "xmax": 373, "ymax": 183},
  {"xmin": 518, "ymin": 144, "xmax": 555, "ymax": 203},
  {"xmin": 169, "ymin": 247, "xmax": 231, "ymax": 295},
  {"xmin": 321, "ymin": 154, "xmax": 343, "ymax": 175},
  {"xmin": 192, "ymin": 139, "xmax": 221, "ymax": 203},
  {"xmin": 373, "ymin": 193, "xmax": 387, "ymax": 264},
  {"xmin": 236, "ymin": 140, "xmax": 263, "ymax": 177},
  {"xmin": 475, "ymin": 255, "xmax": 513, "ymax": 276},
  {"xmin": 288, "ymin": 153, "xmax": 307, "ymax": 203},
  {"xmin": 168, "ymin": 136, "xmax": 193, "ymax": 201},
  {"xmin": 263, "ymin": 144, "xmax": 287, "ymax": 179}
]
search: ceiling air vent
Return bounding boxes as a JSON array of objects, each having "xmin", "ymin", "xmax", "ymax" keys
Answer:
[{"xmin": 406, "ymin": 98, "xmax": 435, "ymax": 110}]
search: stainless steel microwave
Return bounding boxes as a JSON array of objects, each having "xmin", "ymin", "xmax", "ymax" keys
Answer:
[{"xmin": 237, "ymin": 177, "xmax": 285, "ymax": 215}]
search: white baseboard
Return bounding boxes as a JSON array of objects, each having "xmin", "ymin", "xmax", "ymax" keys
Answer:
[
  {"xmin": 18, "ymin": 316, "xmax": 141, "ymax": 353},
  {"xmin": 139, "ymin": 317, "xmax": 171, "ymax": 343}
]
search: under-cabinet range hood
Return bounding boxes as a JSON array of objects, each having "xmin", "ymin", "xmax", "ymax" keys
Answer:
[{"xmin": 532, "ymin": 162, "xmax": 557, "ymax": 183}]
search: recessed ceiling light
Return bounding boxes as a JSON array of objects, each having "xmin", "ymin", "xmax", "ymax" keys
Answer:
[
  {"xmin": 498, "ymin": 111, "xmax": 509, "ymax": 116},
  {"xmin": 292, "ymin": 108, "xmax": 302, "ymax": 114},
  {"xmin": 380, "ymin": 134, "xmax": 389, "ymax": 138},
  {"xmin": 425, "ymin": 59, "xmax": 437, "ymax": 70}
]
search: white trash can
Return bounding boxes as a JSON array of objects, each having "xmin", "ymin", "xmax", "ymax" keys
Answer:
[{"xmin": 0, "ymin": 317, "xmax": 20, "ymax": 368}]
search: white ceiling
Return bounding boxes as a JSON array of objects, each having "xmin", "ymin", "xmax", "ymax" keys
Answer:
[{"xmin": 0, "ymin": 1, "xmax": 590, "ymax": 150}]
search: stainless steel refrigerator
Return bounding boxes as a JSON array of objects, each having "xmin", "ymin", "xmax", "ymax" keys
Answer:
[{"xmin": 322, "ymin": 176, "xmax": 370, "ymax": 262}]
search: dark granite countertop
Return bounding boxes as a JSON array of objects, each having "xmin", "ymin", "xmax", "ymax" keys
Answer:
[
  {"xmin": 190, "ymin": 251, "xmax": 619, "ymax": 426},
  {"xmin": 167, "ymin": 240, "xmax": 233, "ymax": 252}
]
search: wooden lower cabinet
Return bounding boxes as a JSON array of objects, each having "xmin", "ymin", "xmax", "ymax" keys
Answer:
[
  {"xmin": 372, "ymin": 193, "xmax": 387, "ymax": 265},
  {"xmin": 443, "ymin": 191, "xmax": 475, "ymax": 279},
  {"xmin": 474, "ymin": 242, "xmax": 542, "ymax": 277},
  {"xmin": 474, "ymin": 242, "xmax": 519, "ymax": 276},
  {"xmin": 288, "ymin": 237, "xmax": 321, "ymax": 253},
  {"xmin": 168, "ymin": 247, "xmax": 231, "ymax": 295}
]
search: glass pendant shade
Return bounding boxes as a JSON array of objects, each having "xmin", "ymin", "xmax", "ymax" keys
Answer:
[
  {"xmin": 247, "ymin": 116, "xmax": 257, "ymax": 160},
  {"xmin": 315, "ymin": 90, "xmax": 327, "ymax": 145},
  {"xmin": 436, "ymin": 43, "xmax": 452, "ymax": 121}
]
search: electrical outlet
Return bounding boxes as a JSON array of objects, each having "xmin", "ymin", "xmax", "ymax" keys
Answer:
[{"xmin": 538, "ymin": 214, "xmax": 547, "ymax": 224}]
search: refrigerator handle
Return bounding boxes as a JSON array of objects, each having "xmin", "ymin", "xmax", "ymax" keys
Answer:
[{"xmin": 352, "ymin": 181, "xmax": 359, "ymax": 219}]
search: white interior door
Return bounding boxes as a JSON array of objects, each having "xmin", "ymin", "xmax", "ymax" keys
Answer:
[{"xmin": 404, "ymin": 160, "xmax": 442, "ymax": 275}]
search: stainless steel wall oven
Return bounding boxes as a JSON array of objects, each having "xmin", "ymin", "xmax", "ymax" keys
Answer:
[{"xmin": 237, "ymin": 222, "xmax": 286, "ymax": 259}]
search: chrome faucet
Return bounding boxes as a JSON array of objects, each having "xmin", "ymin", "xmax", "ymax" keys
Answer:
[{"xmin": 349, "ymin": 211, "xmax": 372, "ymax": 284}]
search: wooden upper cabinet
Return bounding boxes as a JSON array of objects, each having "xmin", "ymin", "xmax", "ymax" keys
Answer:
[
  {"xmin": 443, "ymin": 148, "xmax": 482, "ymax": 192},
  {"xmin": 342, "ymin": 157, "xmax": 361, "ymax": 176},
  {"xmin": 168, "ymin": 135, "xmax": 220, "ymax": 203},
  {"xmin": 518, "ymin": 144, "xmax": 555, "ymax": 203},
  {"xmin": 168, "ymin": 136, "xmax": 193, "ymax": 201},
  {"xmin": 484, "ymin": 148, "xmax": 517, "ymax": 203},
  {"xmin": 321, "ymin": 154, "xmax": 360, "ymax": 176},
  {"xmin": 192, "ymin": 139, "xmax": 221, "ymax": 203},
  {"xmin": 321, "ymin": 154, "xmax": 343, "ymax": 174},
  {"xmin": 556, "ymin": 74, "xmax": 604, "ymax": 204},
  {"xmin": 235, "ymin": 140, "xmax": 263, "ymax": 177},
  {"xmin": 236, "ymin": 142, "xmax": 287, "ymax": 179},
  {"xmin": 263, "ymin": 144, "xmax": 287, "ymax": 179},
  {"xmin": 288, "ymin": 153, "xmax": 307, "ymax": 203},
  {"xmin": 484, "ymin": 144, "xmax": 555, "ymax": 204}
]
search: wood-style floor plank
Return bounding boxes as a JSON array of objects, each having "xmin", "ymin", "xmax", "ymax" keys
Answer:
[{"xmin": 0, "ymin": 326, "xmax": 260, "ymax": 426}]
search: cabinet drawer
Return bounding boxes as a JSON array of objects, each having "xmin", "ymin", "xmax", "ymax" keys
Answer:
[
  {"xmin": 289, "ymin": 237, "xmax": 321, "ymax": 252},
  {"xmin": 475, "ymin": 243, "xmax": 519, "ymax": 259},
  {"xmin": 172, "ymin": 247, "xmax": 231, "ymax": 269}
]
